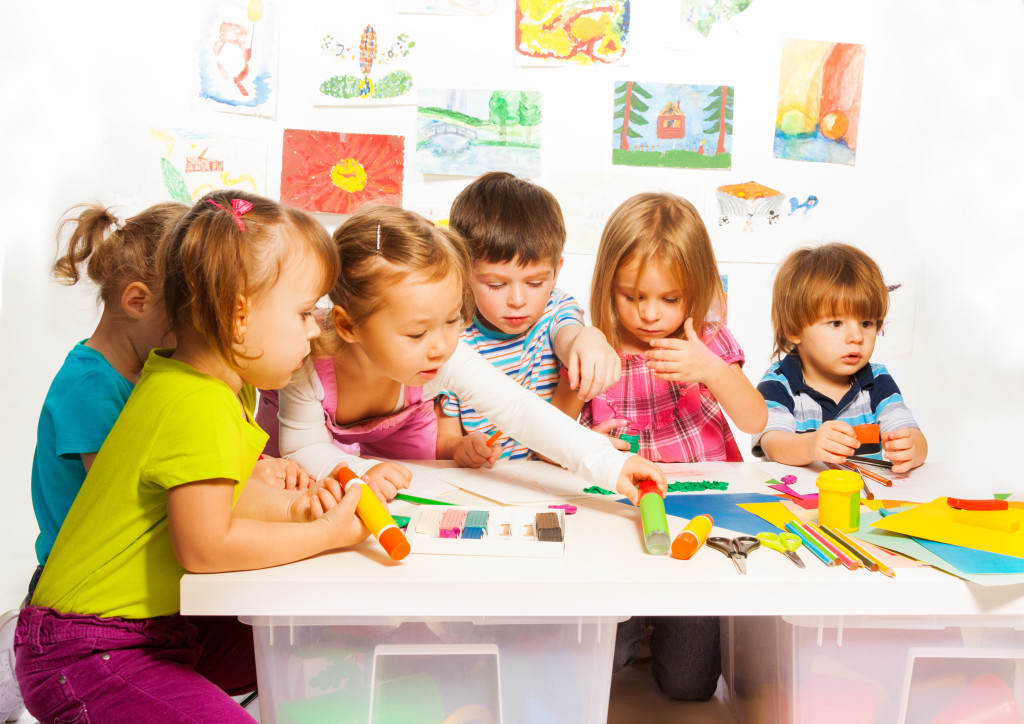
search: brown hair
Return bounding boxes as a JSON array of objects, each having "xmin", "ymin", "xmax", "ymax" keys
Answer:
[
  {"xmin": 321, "ymin": 205, "xmax": 473, "ymax": 355},
  {"xmin": 52, "ymin": 202, "xmax": 188, "ymax": 302},
  {"xmin": 771, "ymin": 242, "xmax": 889, "ymax": 359},
  {"xmin": 162, "ymin": 190, "xmax": 339, "ymax": 368},
  {"xmin": 448, "ymin": 171, "xmax": 565, "ymax": 267},
  {"xmin": 590, "ymin": 192, "xmax": 724, "ymax": 350}
]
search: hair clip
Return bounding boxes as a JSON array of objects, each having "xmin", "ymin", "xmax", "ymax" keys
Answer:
[
  {"xmin": 207, "ymin": 198, "xmax": 253, "ymax": 232},
  {"xmin": 376, "ymin": 220, "xmax": 381, "ymax": 252}
]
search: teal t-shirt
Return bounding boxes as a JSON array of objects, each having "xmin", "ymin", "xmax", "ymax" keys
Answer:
[{"xmin": 30, "ymin": 341, "xmax": 133, "ymax": 565}]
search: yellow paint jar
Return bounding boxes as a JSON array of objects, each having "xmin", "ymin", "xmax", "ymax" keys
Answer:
[{"xmin": 816, "ymin": 470, "xmax": 863, "ymax": 532}]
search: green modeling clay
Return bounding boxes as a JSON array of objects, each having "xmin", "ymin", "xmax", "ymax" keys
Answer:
[
  {"xmin": 583, "ymin": 485, "xmax": 615, "ymax": 495},
  {"xmin": 666, "ymin": 480, "xmax": 729, "ymax": 492}
]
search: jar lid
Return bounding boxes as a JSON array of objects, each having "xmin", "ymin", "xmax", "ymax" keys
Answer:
[{"xmin": 816, "ymin": 469, "xmax": 863, "ymax": 493}]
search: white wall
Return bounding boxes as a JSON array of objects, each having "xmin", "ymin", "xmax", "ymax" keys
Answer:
[{"xmin": 2, "ymin": 0, "xmax": 1022, "ymax": 609}]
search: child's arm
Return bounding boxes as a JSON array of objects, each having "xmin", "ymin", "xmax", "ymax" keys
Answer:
[
  {"xmin": 166, "ymin": 476, "xmax": 367, "ymax": 573},
  {"xmin": 553, "ymin": 325, "xmax": 622, "ymax": 402},
  {"xmin": 434, "ymin": 400, "xmax": 500, "ymax": 468},
  {"xmin": 759, "ymin": 422, "xmax": 860, "ymax": 466},
  {"xmin": 426, "ymin": 341, "xmax": 665, "ymax": 502},
  {"xmin": 646, "ymin": 318, "xmax": 767, "ymax": 433},
  {"xmin": 881, "ymin": 427, "xmax": 928, "ymax": 473}
]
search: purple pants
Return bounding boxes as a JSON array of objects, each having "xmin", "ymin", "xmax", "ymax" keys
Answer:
[{"xmin": 15, "ymin": 606, "xmax": 256, "ymax": 724}]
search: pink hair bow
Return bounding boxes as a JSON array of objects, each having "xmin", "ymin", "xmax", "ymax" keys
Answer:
[{"xmin": 207, "ymin": 198, "xmax": 253, "ymax": 232}]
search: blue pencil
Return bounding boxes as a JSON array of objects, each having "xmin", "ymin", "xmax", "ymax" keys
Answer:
[{"xmin": 785, "ymin": 521, "xmax": 834, "ymax": 567}]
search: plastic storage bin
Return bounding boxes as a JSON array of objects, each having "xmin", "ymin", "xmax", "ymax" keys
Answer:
[
  {"xmin": 721, "ymin": 615, "xmax": 1024, "ymax": 724},
  {"xmin": 241, "ymin": 615, "xmax": 621, "ymax": 724}
]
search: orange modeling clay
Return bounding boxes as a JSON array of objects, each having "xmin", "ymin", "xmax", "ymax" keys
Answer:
[{"xmin": 852, "ymin": 424, "xmax": 880, "ymax": 445}]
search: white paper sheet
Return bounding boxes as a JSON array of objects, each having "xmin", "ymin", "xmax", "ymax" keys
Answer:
[{"xmin": 425, "ymin": 461, "xmax": 592, "ymax": 504}]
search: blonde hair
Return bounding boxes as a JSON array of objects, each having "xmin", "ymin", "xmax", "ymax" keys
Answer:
[
  {"xmin": 449, "ymin": 171, "xmax": 566, "ymax": 266},
  {"xmin": 321, "ymin": 205, "xmax": 473, "ymax": 355},
  {"xmin": 53, "ymin": 202, "xmax": 188, "ymax": 303},
  {"xmin": 162, "ymin": 190, "xmax": 339, "ymax": 369},
  {"xmin": 771, "ymin": 242, "xmax": 889, "ymax": 359},
  {"xmin": 590, "ymin": 192, "xmax": 724, "ymax": 350}
]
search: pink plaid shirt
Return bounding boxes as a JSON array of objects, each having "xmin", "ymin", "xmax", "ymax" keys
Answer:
[{"xmin": 581, "ymin": 323, "xmax": 744, "ymax": 463}]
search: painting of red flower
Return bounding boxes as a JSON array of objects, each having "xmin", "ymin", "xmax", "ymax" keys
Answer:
[{"xmin": 280, "ymin": 129, "xmax": 404, "ymax": 214}]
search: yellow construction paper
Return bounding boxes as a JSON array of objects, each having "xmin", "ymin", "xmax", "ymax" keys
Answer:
[
  {"xmin": 738, "ymin": 501, "xmax": 799, "ymax": 530},
  {"xmin": 870, "ymin": 497, "xmax": 1024, "ymax": 558}
]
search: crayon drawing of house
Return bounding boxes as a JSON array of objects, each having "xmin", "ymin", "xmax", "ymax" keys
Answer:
[{"xmin": 657, "ymin": 102, "xmax": 685, "ymax": 139}]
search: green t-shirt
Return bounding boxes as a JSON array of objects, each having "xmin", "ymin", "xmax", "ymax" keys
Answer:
[{"xmin": 33, "ymin": 349, "xmax": 268, "ymax": 619}]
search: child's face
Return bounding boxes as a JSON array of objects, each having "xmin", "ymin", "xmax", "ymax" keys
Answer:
[
  {"xmin": 470, "ymin": 257, "xmax": 561, "ymax": 336},
  {"xmin": 789, "ymin": 315, "xmax": 877, "ymax": 390},
  {"xmin": 237, "ymin": 249, "xmax": 323, "ymax": 390},
  {"xmin": 349, "ymin": 271, "xmax": 464, "ymax": 386},
  {"xmin": 613, "ymin": 257, "xmax": 686, "ymax": 352}
]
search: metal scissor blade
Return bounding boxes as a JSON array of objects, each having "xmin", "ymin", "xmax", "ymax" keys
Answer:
[
  {"xmin": 785, "ymin": 551, "xmax": 806, "ymax": 568},
  {"xmin": 732, "ymin": 555, "xmax": 747, "ymax": 574}
]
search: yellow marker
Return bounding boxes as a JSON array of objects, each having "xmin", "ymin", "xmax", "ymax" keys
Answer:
[{"xmin": 334, "ymin": 467, "xmax": 410, "ymax": 561}]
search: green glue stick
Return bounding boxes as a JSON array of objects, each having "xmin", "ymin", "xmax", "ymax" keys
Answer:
[{"xmin": 638, "ymin": 480, "xmax": 670, "ymax": 555}]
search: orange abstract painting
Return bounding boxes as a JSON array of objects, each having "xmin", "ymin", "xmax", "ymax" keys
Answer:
[{"xmin": 280, "ymin": 129, "xmax": 404, "ymax": 214}]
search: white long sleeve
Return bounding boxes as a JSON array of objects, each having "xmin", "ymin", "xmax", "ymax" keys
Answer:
[
  {"xmin": 426, "ymin": 341, "xmax": 630, "ymax": 490},
  {"xmin": 279, "ymin": 343, "xmax": 631, "ymax": 490},
  {"xmin": 276, "ymin": 361, "xmax": 376, "ymax": 480}
]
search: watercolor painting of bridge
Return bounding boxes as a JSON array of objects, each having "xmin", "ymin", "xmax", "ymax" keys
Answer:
[{"xmin": 416, "ymin": 88, "xmax": 542, "ymax": 176}]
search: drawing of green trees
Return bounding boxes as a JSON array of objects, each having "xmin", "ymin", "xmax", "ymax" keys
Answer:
[
  {"xmin": 489, "ymin": 90, "xmax": 519, "ymax": 141},
  {"xmin": 614, "ymin": 81, "xmax": 651, "ymax": 151},
  {"xmin": 703, "ymin": 85, "xmax": 734, "ymax": 155},
  {"xmin": 517, "ymin": 91, "xmax": 541, "ymax": 144}
]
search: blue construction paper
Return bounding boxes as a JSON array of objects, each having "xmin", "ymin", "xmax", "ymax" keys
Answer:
[
  {"xmin": 911, "ymin": 537, "xmax": 1024, "ymax": 574},
  {"xmin": 618, "ymin": 492, "xmax": 784, "ymax": 535}
]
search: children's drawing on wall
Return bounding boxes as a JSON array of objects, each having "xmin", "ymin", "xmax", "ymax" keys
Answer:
[
  {"xmin": 774, "ymin": 39, "xmax": 865, "ymax": 165},
  {"xmin": 788, "ymin": 194, "xmax": 819, "ymax": 215},
  {"xmin": 874, "ymin": 279, "xmax": 916, "ymax": 359},
  {"xmin": 197, "ymin": 0, "xmax": 278, "ymax": 116},
  {"xmin": 280, "ymin": 130, "xmax": 404, "ymax": 215},
  {"xmin": 399, "ymin": 0, "xmax": 496, "ymax": 14},
  {"xmin": 315, "ymin": 15, "xmax": 415, "ymax": 104},
  {"xmin": 716, "ymin": 181, "xmax": 783, "ymax": 230},
  {"xmin": 416, "ymin": 88, "xmax": 542, "ymax": 177},
  {"xmin": 682, "ymin": 0, "xmax": 755, "ymax": 37},
  {"xmin": 146, "ymin": 128, "xmax": 266, "ymax": 205},
  {"xmin": 515, "ymin": 0, "xmax": 629, "ymax": 65},
  {"xmin": 613, "ymin": 81, "xmax": 733, "ymax": 169}
]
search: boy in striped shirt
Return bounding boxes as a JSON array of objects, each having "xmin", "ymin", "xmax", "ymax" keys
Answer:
[
  {"xmin": 437, "ymin": 172, "xmax": 622, "ymax": 467},
  {"xmin": 753, "ymin": 243, "xmax": 927, "ymax": 473}
]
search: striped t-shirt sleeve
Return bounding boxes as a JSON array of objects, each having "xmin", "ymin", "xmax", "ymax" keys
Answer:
[
  {"xmin": 752, "ymin": 362, "xmax": 797, "ymax": 456},
  {"xmin": 869, "ymin": 364, "xmax": 919, "ymax": 432}
]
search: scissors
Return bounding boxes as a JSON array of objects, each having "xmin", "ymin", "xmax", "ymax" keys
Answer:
[
  {"xmin": 706, "ymin": 536, "xmax": 760, "ymax": 574},
  {"xmin": 756, "ymin": 531, "xmax": 805, "ymax": 568}
]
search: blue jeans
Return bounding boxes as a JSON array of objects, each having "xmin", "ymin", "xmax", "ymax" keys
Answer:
[{"xmin": 613, "ymin": 616, "xmax": 722, "ymax": 701}]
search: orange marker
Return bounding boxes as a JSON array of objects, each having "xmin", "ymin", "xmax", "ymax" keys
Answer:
[
  {"xmin": 671, "ymin": 514, "xmax": 713, "ymax": 560},
  {"xmin": 334, "ymin": 466, "xmax": 410, "ymax": 561}
]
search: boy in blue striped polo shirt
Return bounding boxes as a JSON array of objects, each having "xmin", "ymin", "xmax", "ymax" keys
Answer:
[
  {"xmin": 753, "ymin": 243, "xmax": 927, "ymax": 473},
  {"xmin": 437, "ymin": 172, "xmax": 622, "ymax": 467}
]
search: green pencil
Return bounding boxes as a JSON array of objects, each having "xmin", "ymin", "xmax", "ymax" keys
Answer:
[{"xmin": 394, "ymin": 492, "xmax": 456, "ymax": 506}]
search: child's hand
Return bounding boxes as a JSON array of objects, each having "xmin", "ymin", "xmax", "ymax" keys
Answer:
[
  {"xmin": 616, "ymin": 455, "xmax": 666, "ymax": 504},
  {"xmin": 882, "ymin": 427, "xmax": 922, "ymax": 473},
  {"xmin": 566, "ymin": 327, "xmax": 622, "ymax": 401},
  {"xmin": 289, "ymin": 475, "xmax": 347, "ymax": 522},
  {"xmin": 592, "ymin": 418, "xmax": 632, "ymax": 451},
  {"xmin": 646, "ymin": 318, "xmax": 724, "ymax": 385},
  {"xmin": 317, "ymin": 482, "xmax": 371, "ymax": 549},
  {"xmin": 362, "ymin": 462, "xmax": 412, "ymax": 502},
  {"xmin": 250, "ymin": 455, "xmax": 313, "ymax": 491},
  {"xmin": 453, "ymin": 432, "xmax": 502, "ymax": 468},
  {"xmin": 808, "ymin": 420, "xmax": 859, "ymax": 464}
]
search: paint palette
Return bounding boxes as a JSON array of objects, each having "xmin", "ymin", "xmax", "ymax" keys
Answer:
[{"xmin": 405, "ymin": 506, "xmax": 565, "ymax": 558}]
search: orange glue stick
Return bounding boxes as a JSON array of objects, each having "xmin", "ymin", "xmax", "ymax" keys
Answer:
[
  {"xmin": 334, "ymin": 467, "xmax": 410, "ymax": 561},
  {"xmin": 671, "ymin": 514, "xmax": 714, "ymax": 560}
]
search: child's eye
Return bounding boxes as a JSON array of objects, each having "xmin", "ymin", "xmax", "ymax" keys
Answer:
[
  {"xmin": 861, "ymin": 320, "xmax": 875, "ymax": 329},
  {"xmin": 487, "ymin": 283, "xmax": 506, "ymax": 290},
  {"xmin": 663, "ymin": 297, "xmax": 679, "ymax": 304},
  {"xmin": 527, "ymin": 281, "xmax": 545, "ymax": 288},
  {"xmin": 407, "ymin": 332, "xmax": 426, "ymax": 340},
  {"xmin": 827, "ymin": 320, "xmax": 842, "ymax": 328},
  {"xmin": 301, "ymin": 311, "xmax": 314, "ymax": 319},
  {"xmin": 445, "ymin": 317, "xmax": 461, "ymax": 326}
]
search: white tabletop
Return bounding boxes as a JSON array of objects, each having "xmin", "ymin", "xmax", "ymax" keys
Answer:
[{"xmin": 180, "ymin": 463, "xmax": 1024, "ymax": 619}]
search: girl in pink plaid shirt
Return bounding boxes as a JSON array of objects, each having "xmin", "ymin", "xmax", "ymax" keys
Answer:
[
  {"xmin": 580, "ymin": 192, "xmax": 767, "ymax": 463},
  {"xmin": 578, "ymin": 192, "xmax": 768, "ymax": 701}
]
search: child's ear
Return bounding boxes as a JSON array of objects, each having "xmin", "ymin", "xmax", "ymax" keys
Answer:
[
  {"xmin": 120, "ymin": 282, "xmax": 153, "ymax": 320},
  {"xmin": 331, "ymin": 304, "xmax": 358, "ymax": 343},
  {"xmin": 233, "ymin": 294, "xmax": 248, "ymax": 345},
  {"xmin": 552, "ymin": 257, "xmax": 564, "ymax": 283}
]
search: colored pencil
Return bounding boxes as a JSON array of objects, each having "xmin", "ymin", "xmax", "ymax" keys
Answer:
[
  {"xmin": 803, "ymin": 521, "xmax": 860, "ymax": 570},
  {"xmin": 826, "ymin": 526, "xmax": 895, "ymax": 578},
  {"xmin": 784, "ymin": 521, "xmax": 834, "ymax": 567},
  {"xmin": 394, "ymin": 493, "xmax": 457, "ymax": 506},
  {"xmin": 841, "ymin": 461, "xmax": 892, "ymax": 487},
  {"xmin": 816, "ymin": 524, "xmax": 877, "ymax": 570}
]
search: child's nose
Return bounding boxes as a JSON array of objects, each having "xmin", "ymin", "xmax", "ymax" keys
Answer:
[
  {"xmin": 507, "ymin": 284, "xmax": 526, "ymax": 306},
  {"xmin": 639, "ymin": 300, "xmax": 658, "ymax": 321}
]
